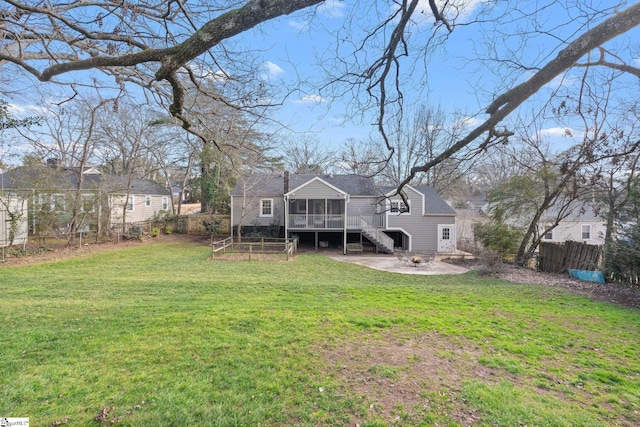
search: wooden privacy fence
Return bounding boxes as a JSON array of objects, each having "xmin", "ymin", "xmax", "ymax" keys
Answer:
[
  {"xmin": 538, "ymin": 241, "xmax": 603, "ymax": 273},
  {"xmin": 210, "ymin": 237, "xmax": 298, "ymax": 261}
]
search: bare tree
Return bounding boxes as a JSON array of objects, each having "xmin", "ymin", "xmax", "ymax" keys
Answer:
[
  {"xmin": 93, "ymin": 100, "xmax": 158, "ymax": 229},
  {"xmin": 337, "ymin": 138, "xmax": 381, "ymax": 176},
  {"xmin": 489, "ymin": 74, "xmax": 640, "ymax": 266},
  {"xmin": 280, "ymin": 136, "xmax": 335, "ymax": 174},
  {"xmin": 372, "ymin": 104, "xmax": 473, "ymax": 195},
  {"xmin": 15, "ymin": 97, "xmax": 109, "ymax": 243},
  {"xmin": 2, "ymin": 0, "xmax": 640, "ymax": 190}
]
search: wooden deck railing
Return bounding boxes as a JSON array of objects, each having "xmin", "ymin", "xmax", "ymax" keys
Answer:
[{"xmin": 288, "ymin": 214, "xmax": 385, "ymax": 229}]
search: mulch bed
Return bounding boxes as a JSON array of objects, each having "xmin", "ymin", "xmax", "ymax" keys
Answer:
[{"xmin": 448, "ymin": 258, "xmax": 640, "ymax": 310}]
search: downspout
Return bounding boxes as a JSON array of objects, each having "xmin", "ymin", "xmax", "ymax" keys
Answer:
[
  {"xmin": 230, "ymin": 195, "xmax": 234, "ymax": 240},
  {"xmin": 32, "ymin": 189, "xmax": 36, "ymax": 233},
  {"xmin": 343, "ymin": 194, "xmax": 349, "ymax": 255},
  {"xmin": 284, "ymin": 194, "xmax": 288, "ymax": 240}
]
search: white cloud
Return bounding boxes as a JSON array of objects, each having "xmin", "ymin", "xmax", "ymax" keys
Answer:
[
  {"xmin": 454, "ymin": 116, "xmax": 483, "ymax": 129},
  {"xmin": 318, "ymin": 0, "xmax": 345, "ymax": 18},
  {"xmin": 541, "ymin": 127, "xmax": 575, "ymax": 138},
  {"xmin": 7, "ymin": 103, "xmax": 51, "ymax": 118},
  {"xmin": 288, "ymin": 20, "xmax": 309, "ymax": 31},
  {"xmin": 183, "ymin": 64, "xmax": 229, "ymax": 83},
  {"xmin": 295, "ymin": 94, "xmax": 325, "ymax": 104},
  {"xmin": 263, "ymin": 61, "xmax": 285, "ymax": 79},
  {"xmin": 412, "ymin": 0, "xmax": 483, "ymax": 25}
]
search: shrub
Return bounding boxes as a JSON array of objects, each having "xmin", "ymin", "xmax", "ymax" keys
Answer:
[
  {"xmin": 475, "ymin": 248, "xmax": 505, "ymax": 275},
  {"xmin": 202, "ymin": 218, "xmax": 220, "ymax": 239},
  {"xmin": 474, "ymin": 221, "xmax": 524, "ymax": 259},
  {"xmin": 126, "ymin": 226, "xmax": 143, "ymax": 241},
  {"xmin": 605, "ymin": 223, "xmax": 640, "ymax": 285},
  {"xmin": 165, "ymin": 225, "xmax": 173, "ymax": 234},
  {"xmin": 173, "ymin": 215, "xmax": 187, "ymax": 234},
  {"xmin": 151, "ymin": 227, "xmax": 160, "ymax": 237},
  {"xmin": 150, "ymin": 212, "xmax": 187, "ymax": 234}
]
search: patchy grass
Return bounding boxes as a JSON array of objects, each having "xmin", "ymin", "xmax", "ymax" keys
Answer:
[{"xmin": 1, "ymin": 240, "xmax": 639, "ymax": 426}]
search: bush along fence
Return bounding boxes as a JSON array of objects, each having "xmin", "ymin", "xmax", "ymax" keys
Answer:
[
  {"xmin": 605, "ymin": 236, "xmax": 640, "ymax": 287},
  {"xmin": 538, "ymin": 241, "xmax": 603, "ymax": 274},
  {"xmin": 210, "ymin": 237, "xmax": 298, "ymax": 261}
]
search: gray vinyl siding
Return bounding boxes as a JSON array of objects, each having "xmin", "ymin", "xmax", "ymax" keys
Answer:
[
  {"xmin": 386, "ymin": 215, "xmax": 455, "ymax": 253},
  {"xmin": 290, "ymin": 179, "xmax": 345, "ymax": 199},
  {"xmin": 385, "ymin": 187, "xmax": 455, "ymax": 253},
  {"xmin": 231, "ymin": 194, "xmax": 285, "ymax": 227},
  {"xmin": 347, "ymin": 197, "xmax": 379, "ymax": 216}
]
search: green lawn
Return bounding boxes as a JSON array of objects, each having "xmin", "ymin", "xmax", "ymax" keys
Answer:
[{"xmin": 1, "ymin": 240, "xmax": 639, "ymax": 426}]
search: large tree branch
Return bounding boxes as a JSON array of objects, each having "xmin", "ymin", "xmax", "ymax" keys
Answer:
[
  {"xmin": 38, "ymin": 0, "xmax": 324, "ymax": 82},
  {"xmin": 396, "ymin": 2, "xmax": 640, "ymax": 192},
  {"xmin": 575, "ymin": 47, "xmax": 640, "ymax": 78}
]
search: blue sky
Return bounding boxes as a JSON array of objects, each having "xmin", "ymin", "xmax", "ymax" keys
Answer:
[
  {"xmin": 4, "ymin": 0, "xmax": 640, "ymax": 160},
  {"xmin": 232, "ymin": 0, "xmax": 495, "ymax": 146},
  {"xmin": 232, "ymin": 0, "xmax": 640, "ymax": 153}
]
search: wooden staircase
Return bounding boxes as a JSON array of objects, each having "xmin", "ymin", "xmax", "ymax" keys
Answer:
[{"xmin": 358, "ymin": 216, "xmax": 394, "ymax": 254}]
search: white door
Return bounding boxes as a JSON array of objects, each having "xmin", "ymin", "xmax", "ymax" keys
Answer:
[{"xmin": 437, "ymin": 224, "xmax": 455, "ymax": 253}]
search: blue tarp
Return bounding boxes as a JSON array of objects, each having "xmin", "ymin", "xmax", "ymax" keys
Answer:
[{"xmin": 568, "ymin": 269, "xmax": 605, "ymax": 284}]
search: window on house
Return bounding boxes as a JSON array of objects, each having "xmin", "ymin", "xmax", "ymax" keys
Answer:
[
  {"xmin": 127, "ymin": 195, "xmax": 134, "ymax": 212},
  {"xmin": 581, "ymin": 224, "xmax": 591, "ymax": 240},
  {"xmin": 441, "ymin": 227, "xmax": 450, "ymax": 240},
  {"xmin": 543, "ymin": 229, "xmax": 553, "ymax": 240},
  {"xmin": 390, "ymin": 200, "xmax": 409, "ymax": 214},
  {"xmin": 54, "ymin": 194, "xmax": 67, "ymax": 211},
  {"xmin": 81, "ymin": 195, "xmax": 95, "ymax": 213},
  {"xmin": 145, "ymin": 196, "xmax": 151, "ymax": 207},
  {"xmin": 296, "ymin": 199, "xmax": 307, "ymax": 213},
  {"xmin": 260, "ymin": 199, "xmax": 273, "ymax": 217},
  {"xmin": 162, "ymin": 197, "xmax": 169, "ymax": 211},
  {"xmin": 40, "ymin": 193, "xmax": 66, "ymax": 211}
]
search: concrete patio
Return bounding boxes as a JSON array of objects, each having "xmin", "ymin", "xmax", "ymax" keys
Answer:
[{"xmin": 327, "ymin": 253, "xmax": 470, "ymax": 275}]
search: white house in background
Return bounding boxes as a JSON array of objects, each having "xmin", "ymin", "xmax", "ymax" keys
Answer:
[
  {"xmin": 230, "ymin": 172, "xmax": 458, "ymax": 255},
  {"xmin": 539, "ymin": 203, "xmax": 606, "ymax": 245},
  {"xmin": 0, "ymin": 195, "xmax": 28, "ymax": 247},
  {"xmin": 0, "ymin": 163, "xmax": 171, "ymax": 234}
]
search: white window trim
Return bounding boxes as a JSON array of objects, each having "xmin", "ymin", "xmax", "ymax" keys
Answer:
[
  {"xmin": 39, "ymin": 193, "xmax": 66, "ymax": 211},
  {"xmin": 145, "ymin": 196, "xmax": 151, "ymax": 207},
  {"xmin": 260, "ymin": 198, "xmax": 274, "ymax": 217},
  {"xmin": 162, "ymin": 196, "xmax": 169, "ymax": 211},
  {"xmin": 389, "ymin": 199, "xmax": 410, "ymax": 215},
  {"xmin": 581, "ymin": 224, "xmax": 592, "ymax": 240},
  {"xmin": 127, "ymin": 195, "xmax": 135, "ymax": 212},
  {"xmin": 543, "ymin": 228, "xmax": 554, "ymax": 240},
  {"xmin": 81, "ymin": 195, "xmax": 96, "ymax": 213}
]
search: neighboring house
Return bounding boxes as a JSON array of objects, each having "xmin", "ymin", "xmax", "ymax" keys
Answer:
[
  {"xmin": 455, "ymin": 208, "xmax": 489, "ymax": 249},
  {"xmin": 230, "ymin": 172, "xmax": 457, "ymax": 254},
  {"xmin": 539, "ymin": 203, "xmax": 606, "ymax": 245},
  {"xmin": 479, "ymin": 200, "xmax": 607, "ymax": 247},
  {"xmin": 0, "ymin": 195, "xmax": 28, "ymax": 246},
  {"xmin": 0, "ymin": 164, "xmax": 171, "ymax": 234}
]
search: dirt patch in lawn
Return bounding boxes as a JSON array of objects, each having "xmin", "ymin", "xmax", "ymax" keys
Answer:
[
  {"xmin": 0, "ymin": 233, "xmax": 209, "ymax": 267},
  {"xmin": 318, "ymin": 331, "xmax": 493, "ymax": 425},
  {"xmin": 211, "ymin": 252, "xmax": 293, "ymax": 261}
]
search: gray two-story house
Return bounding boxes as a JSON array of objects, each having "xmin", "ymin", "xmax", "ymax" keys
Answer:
[{"xmin": 230, "ymin": 172, "xmax": 457, "ymax": 255}]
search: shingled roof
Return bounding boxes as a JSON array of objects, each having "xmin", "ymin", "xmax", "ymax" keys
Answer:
[
  {"xmin": 0, "ymin": 166, "xmax": 170, "ymax": 196},
  {"xmin": 231, "ymin": 173, "xmax": 379, "ymax": 196},
  {"xmin": 231, "ymin": 173, "xmax": 456, "ymax": 216}
]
